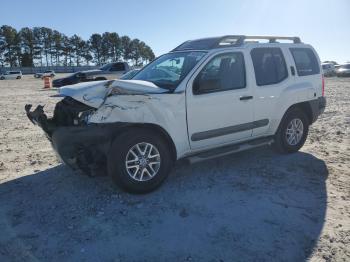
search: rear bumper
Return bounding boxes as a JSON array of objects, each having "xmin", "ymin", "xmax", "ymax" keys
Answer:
[{"xmin": 309, "ymin": 97, "xmax": 326, "ymax": 123}]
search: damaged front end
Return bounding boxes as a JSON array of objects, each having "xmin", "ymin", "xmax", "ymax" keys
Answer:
[
  {"xmin": 25, "ymin": 97, "xmax": 122, "ymax": 176},
  {"xmin": 25, "ymin": 79, "xmax": 170, "ymax": 176}
]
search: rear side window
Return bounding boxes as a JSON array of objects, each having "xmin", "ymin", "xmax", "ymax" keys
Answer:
[
  {"xmin": 290, "ymin": 48, "xmax": 320, "ymax": 76},
  {"xmin": 251, "ymin": 48, "xmax": 288, "ymax": 86}
]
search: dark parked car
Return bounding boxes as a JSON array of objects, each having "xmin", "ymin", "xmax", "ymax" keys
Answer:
[
  {"xmin": 52, "ymin": 72, "xmax": 88, "ymax": 87},
  {"xmin": 53, "ymin": 62, "xmax": 130, "ymax": 87}
]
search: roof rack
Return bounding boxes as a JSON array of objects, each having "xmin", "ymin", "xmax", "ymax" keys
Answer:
[{"xmin": 172, "ymin": 35, "xmax": 302, "ymax": 52}]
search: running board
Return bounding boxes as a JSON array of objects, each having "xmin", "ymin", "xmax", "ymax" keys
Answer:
[{"xmin": 187, "ymin": 137, "xmax": 274, "ymax": 164}]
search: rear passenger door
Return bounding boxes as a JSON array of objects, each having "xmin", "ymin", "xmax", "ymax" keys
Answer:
[{"xmin": 249, "ymin": 47, "xmax": 290, "ymax": 136}]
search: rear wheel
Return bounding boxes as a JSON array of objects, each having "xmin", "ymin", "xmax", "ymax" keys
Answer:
[
  {"xmin": 273, "ymin": 108, "xmax": 309, "ymax": 153},
  {"xmin": 0, "ymin": 76, "xmax": 4, "ymax": 80},
  {"xmin": 108, "ymin": 129, "xmax": 173, "ymax": 193},
  {"xmin": 16, "ymin": 76, "xmax": 21, "ymax": 79}
]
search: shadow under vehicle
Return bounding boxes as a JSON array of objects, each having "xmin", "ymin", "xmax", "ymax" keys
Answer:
[{"xmin": 0, "ymin": 149, "xmax": 328, "ymax": 261}]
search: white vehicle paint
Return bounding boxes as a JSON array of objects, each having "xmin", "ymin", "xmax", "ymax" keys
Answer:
[
  {"xmin": 26, "ymin": 35, "xmax": 326, "ymax": 193},
  {"xmin": 0, "ymin": 71, "xmax": 22, "ymax": 80}
]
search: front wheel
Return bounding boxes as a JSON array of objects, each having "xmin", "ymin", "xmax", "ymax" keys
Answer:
[
  {"xmin": 107, "ymin": 129, "xmax": 173, "ymax": 193},
  {"xmin": 273, "ymin": 108, "xmax": 309, "ymax": 153},
  {"xmin": 17, "ymin": 76, "xmax": 21, "ymax": 79}
]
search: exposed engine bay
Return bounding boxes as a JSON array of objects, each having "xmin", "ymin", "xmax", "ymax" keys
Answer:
[
  {"xmin": 24, "ymin": 79, "xmax": 178, "ymax": 176},
  {"xmin": 25, "ymin": 97, "xmax": 121, "ymax": 176}
]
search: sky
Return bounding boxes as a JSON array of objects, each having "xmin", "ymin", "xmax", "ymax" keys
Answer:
[{"xmin": 1, "ymin": 0, "xmax": 349, "ymax": 63}]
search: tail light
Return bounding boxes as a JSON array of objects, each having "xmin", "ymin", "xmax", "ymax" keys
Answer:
[{"xmin": 322, "ymin": 75, "xmax": 325, "ymax": 96}]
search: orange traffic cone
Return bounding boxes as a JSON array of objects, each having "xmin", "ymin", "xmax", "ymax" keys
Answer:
[{"xmin": 43, "ymin": 76, "xmax": 52, "ymax": 89}]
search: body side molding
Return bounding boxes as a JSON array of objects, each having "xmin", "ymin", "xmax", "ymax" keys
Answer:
[{"xmin": 191, "ymin": 119, "xmax": 269, "ymax": 141}]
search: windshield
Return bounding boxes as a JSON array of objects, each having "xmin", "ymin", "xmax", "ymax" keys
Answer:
[
  {"xmin": 133, "ymin": 51, "xmax": 207, "ymax": 90},
  {"xmin": 121, "ymin": 69, "xmax": 140, "ymax": 80}
]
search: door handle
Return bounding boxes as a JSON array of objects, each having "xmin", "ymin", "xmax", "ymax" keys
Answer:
[{"xmin": 240, "ymin": 96, "xmax": 253, "ymax": 101}]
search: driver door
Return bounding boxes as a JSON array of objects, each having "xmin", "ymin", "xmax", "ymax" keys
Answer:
[{"xmin": 186, "ymin": 52, "xmax": 254, "ymax": 150}]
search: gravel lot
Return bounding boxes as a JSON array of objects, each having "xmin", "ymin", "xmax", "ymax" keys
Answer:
[{"xmin": 0, "ymin": 75, "xmax": 349, "ymax": 262}]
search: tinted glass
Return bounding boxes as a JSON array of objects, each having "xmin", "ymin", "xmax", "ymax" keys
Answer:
[
  {"xmin": 110, "ymin": 63, "xmax": 126, "ymax": 71},
  {"xmin": 120, "ymin": 69, "xmax": 140, "ymax": 80},
  {"xmin": 174, "ymin": 38, "xmax": 220, "ymax": 51},
  {"xmin": 251, "ymin": 48, "xmax": 288, "ymax": 86},
  {"xmin": 194, "ymin": 52, "xmax": 245, "ymax": 94},
  {"xmin": 290, "ymin": 48, "xmax": 320, "ymax": 76}
]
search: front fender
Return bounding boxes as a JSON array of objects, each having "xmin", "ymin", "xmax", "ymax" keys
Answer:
[{"xmin": 88, "ymin": 93, "xmax": 190, "ymax": 159}]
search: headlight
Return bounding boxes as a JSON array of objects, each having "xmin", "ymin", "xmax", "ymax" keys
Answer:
[{"xmin": 76, "ymin": 109, "xmax": 95, "ymax": 125}]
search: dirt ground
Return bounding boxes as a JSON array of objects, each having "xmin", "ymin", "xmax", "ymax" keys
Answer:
[{"xmin": 0, "ymin": 75, "xmax": 349, "ymax": 262}]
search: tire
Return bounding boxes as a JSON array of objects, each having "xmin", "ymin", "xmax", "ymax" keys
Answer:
[
  {"xmin": 17, "ymin": 76, "xmax": 21, "ymax": 79},
  {"xmin": 273, "ymin": 108, "xmax": 309, "ymax": 153},
  {"xmin": 0, "ymin": 77, "xmax": 4, "ymax": 80},
  {"xmin": 107, "ymin": 128, "xmax": 173, "ymax": 193}
]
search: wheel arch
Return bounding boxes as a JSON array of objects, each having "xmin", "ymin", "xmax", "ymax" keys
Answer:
[
  {"xmin": 115, "ymin": 123, "xmax": 178, "ymax": 162},
  {"xmin": 287, "ymin": 101, "xmax": 313, "ymax": 124},
  {"xmin": 275, "ymin": 101, "xmax": 313, "ymax": 136}
]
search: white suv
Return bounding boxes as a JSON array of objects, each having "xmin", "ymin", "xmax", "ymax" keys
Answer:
[
  {"xmin": 0, "ymin": 71, "xmax": 22, "ymax": 80},
  {"xmin": 26, "ymin": 35, "xmax": 326, "ymax": 193}
]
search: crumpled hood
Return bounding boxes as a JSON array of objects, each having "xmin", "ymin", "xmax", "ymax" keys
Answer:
[{"xmin": 58, "ymin": 79, "xmax": 168, "ymax": 108}]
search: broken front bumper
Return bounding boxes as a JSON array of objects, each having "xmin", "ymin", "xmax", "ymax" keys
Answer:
[{"xmin": 25, "ymin": 104, "xmax": 127, "ymax": 174}]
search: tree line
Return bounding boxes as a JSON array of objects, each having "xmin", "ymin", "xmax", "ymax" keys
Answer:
[{"xmin": 0, "ymin": 25, "xmax": 155, "ymax": 67}]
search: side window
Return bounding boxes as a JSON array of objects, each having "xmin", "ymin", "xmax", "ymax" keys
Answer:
[
  {"xmin": 193, "ymin": 52, "xmax": 245, "ymax": 94},
  {"xmin": 110, "ymin": 63, "xmax": 126, "ymax": 71},
  {"xmin": 290, "ymin": 48, "xmax": 320, "ymax": 76},
  {"xmin": 251, "ymin": 48, "xmax": 288, "ymax": 86}
]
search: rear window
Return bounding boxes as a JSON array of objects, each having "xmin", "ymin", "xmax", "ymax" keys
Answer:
[
  {"xmin": 290, "ymin": 48, "xmax": 320, "ymax": 76},
  {"xmin": 110, "ymin": 63, "xmax": 126, "ymax": 71},
  {"xmin": 251, "ymin": 48, "xmax": 288, "ymax": 86}
]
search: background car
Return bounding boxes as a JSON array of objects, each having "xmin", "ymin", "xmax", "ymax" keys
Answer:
[
  {"xmin": 336, "ymin": 63, "xmax": 350, "ymax": 77},
  {"xmin": 53, "ymin": 62, "xmax": 130, "ymax": 87},
  {"xmin": 34, "ymin": 70, "xmax": 56, "ymax": 78},
  {"xmin": 321, "ymin": 63, "xmax": 336, "ymax": 77},
  {"xmin": 0, "ymin": 71, "xmax": 22, "ymax": 80},
  {"xmin": 52, "ymin": 72, "xmax": 87, "ymax": 87}
]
